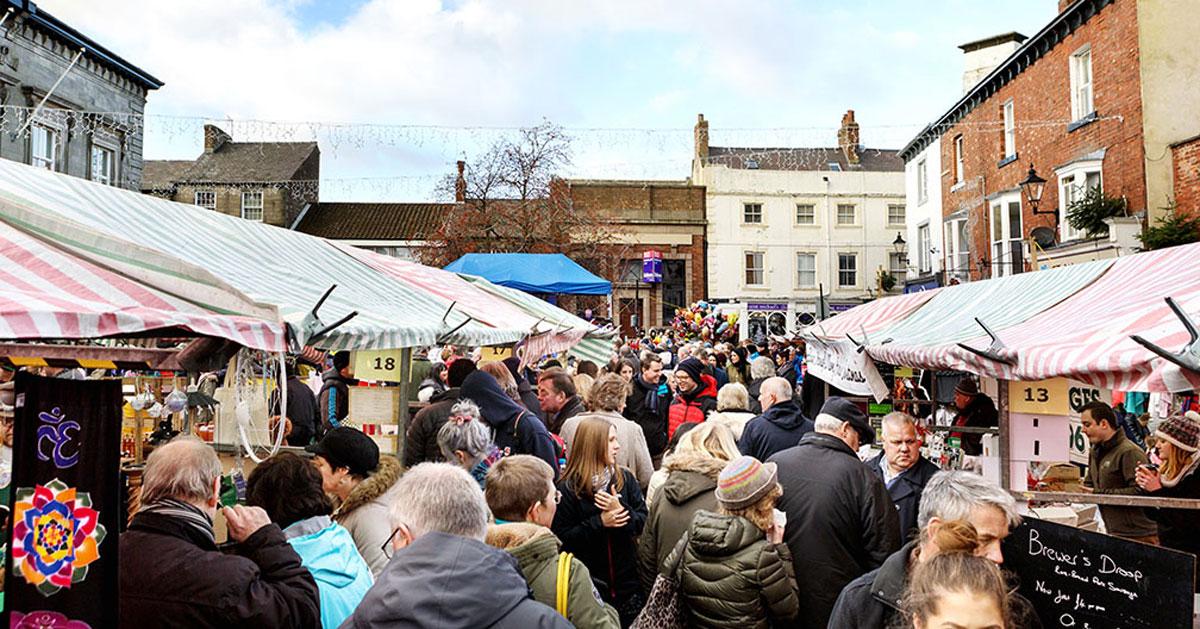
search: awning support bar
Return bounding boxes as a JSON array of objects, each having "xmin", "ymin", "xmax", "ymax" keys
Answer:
[{"xmin": 1130, "ymin": 297, "xmax": 1200, "ymax": 374}]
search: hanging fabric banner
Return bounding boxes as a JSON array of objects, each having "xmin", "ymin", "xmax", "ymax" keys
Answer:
[
  {"xmin": 804, "ymin": 338, "xmax": 889, "ymax": 402},
  {"xmin": 5, "ymin": 373, "xmax": 122, "ymax": 628}
]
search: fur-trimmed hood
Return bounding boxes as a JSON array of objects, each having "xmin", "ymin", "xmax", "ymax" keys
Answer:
[
  {"xmin": 486, "ymin": 522, "xmax": 558, "ymax": 555},
  {"xmin": 662, "ymin": 450, "xmax": 728, "ymax": 478},
  {"xmin": 333, "ymin": 454, "xmax": 403, "ymax": 518},
  {"xmin": 661, "ymin": 451, "xmax": 726, "ymax": 506}
]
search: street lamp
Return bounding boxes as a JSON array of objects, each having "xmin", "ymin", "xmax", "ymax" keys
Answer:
[
  {"xmin": 892, "ymin": 232, "xmax": 908, "ymax": 264},
  {"xmin": 1020, "ymin": 164, "xmax": 1056, "ymax": 219}
]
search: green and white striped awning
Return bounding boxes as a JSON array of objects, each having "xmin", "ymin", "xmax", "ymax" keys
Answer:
[{"xmin": 0, "ymin": 160, "xmax": 529, "ymax": 351}]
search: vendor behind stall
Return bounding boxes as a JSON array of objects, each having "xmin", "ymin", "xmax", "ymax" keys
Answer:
[{"xmin": 949, "ymin": 377, "xmax": 997, "ymax": 456}]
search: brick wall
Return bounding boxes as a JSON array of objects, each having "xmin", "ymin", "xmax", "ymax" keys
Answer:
[
  {"xmin": 1172, "ymin": 136, "xmax": 1200, "ymax": 218},
  {"xmin": 939, "ymin": 0, "xmax": 1144, "ymax": 280}
]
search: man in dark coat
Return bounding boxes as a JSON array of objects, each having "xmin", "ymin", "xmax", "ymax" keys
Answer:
[
  {"xmin": 738, "ymin": 376, "xmax": 814, "ymax": 461},
  {"xmin": 317, "ymin": 352, "xmax": 356, "ymax": 433},
  {"xmin": 537, "ymin": 368, "xmax": 584, "ymax": 434},
  {"xmin": 503, "ymin": 356, "xmax": 543, "ymax": 419},
  {"xmin": 461, "ymin": 369, "xmax": 560, "ymax": 478},
  {"xmin": 120, "ymin": 437, "xmax": 320, "ymax": 628},
  {"xmin": 344, "ymin": 463, "xmax": 571, "ymax": 628},
  {"xmin": 949, "ymin": 376, "xmax": 998, "ymax": 455},
  {"xmin": 830, "ymin": 471, "xmax": 1041, "ymax": 629},
  {"xmin": 866, "ymin": 412, "xmax": 941, "ymax": 541},
  {"xmin": 624, "ymin": 353, "xmax": 672, "ymax": 464},
  {"xmin": 403, "ymin": 359, "xmax": 477, "ymax": 468},
  {"xmin": 768, "ymin": 397, "xmax": 900, "ymax": 629},
  {"xmin": 270, "ymin": 363, "xmax": 318, "ymax": 447}
]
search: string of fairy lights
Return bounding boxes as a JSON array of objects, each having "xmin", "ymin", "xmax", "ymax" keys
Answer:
[{"xmin": 0, "ymin": 104, "xmax": 1126, "ymax": 200}]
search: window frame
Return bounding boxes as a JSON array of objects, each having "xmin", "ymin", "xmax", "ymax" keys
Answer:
[
  {"xmin": 795, "ymin": 203, "xmax": 816, "ymax": 225},
  {"xmin": 836, "ymin": 203, "xmax": 857, "ymax": 226},
  {"xmin": 743, "ymin": 202, "xmax": 764, "ymax": 225},
  {"xmin": 1056, "ymin": 160, "xmax": 1103, "ymax": 242},
  {"xmin": 1070, "ymin": 45, "xmax": 1094, "ymax": 122},
  {"xmin": 744, "ymin": 250, "xmax": 765, "ymax": 287},
  {"xmin": 796, "ymin": 252, "xmax": 816, "ymax": 289},
  {"xmin": 241, "ymin": 190, "xmax": 265, "ymax": 222},
  {"xmin": 837, "ymin": 252, "xmax": 858, "ymax": 288},
  {"xmin": 1003, "ymin": 99, "xmax": 1016, "ymax": 159},
  {"xmin": 30, "ymin": 121, "xmax": 62, "ymax": 171},
  {"xmin": 917, "ymin": 222, "xmax": 931, "ymax": 274},
  {"xmin": 887, "ymin": 204, "xmax": 906, "ymax": 227},
  {"xmin": 194, "ymin": 190, "xmax": 216, "ymax": 210},
  {"xmin": 889, "ymin": 252, "xmax": 907, "ymax": 286},
  {"xmin": 954, "ymin": 135, "xmax": 965, "ymax": 184},
  {"xmin": 988, "ymin": 193, "xmax": 1024, "ymax": 277},
  {"xmin": 917, "ymin": 159, "xmax": 928, "ymax": 205}
]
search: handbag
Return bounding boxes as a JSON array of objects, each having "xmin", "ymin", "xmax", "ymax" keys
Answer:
[
  {"xmin": 556, "ymin": 551, "xmax": 573, "ymax": 617},
  {"xmin": 630, "ymin": 572, "xmax": 686, "ymax": 629}
]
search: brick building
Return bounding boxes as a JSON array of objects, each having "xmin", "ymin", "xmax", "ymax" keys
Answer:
[
  {"xmin": 900, "ymin": 0, "xmax": 1200, "ymax": 280},
  {"xmin": 142, "ymin": 125, "xmax": 319, "ymax": 228},
  {"xmin": 0, "ymin": 0, "xmax": 162, "ymax": 189},
  {"xmin": 554, "ymin": 179, "xmax": 707, "ymax": 335}
]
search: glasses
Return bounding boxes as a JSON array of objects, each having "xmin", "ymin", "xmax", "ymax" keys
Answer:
[
  {"xmin": 381, "ymin": 525, "xmax": 403, "ymax": 560},
  {"xmin": 551, "ymin": 489, "xmax": 562, "ymax": 505}
]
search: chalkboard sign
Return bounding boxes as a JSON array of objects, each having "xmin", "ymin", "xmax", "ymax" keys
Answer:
[{"xmin": 1002, "ymin": 517, "xmax": 1195, "ymax": 628}]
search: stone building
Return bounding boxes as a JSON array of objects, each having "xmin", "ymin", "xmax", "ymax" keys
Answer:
[
  {"xmin": 900, "ymin": 0, "xmax": 1200, "ymax": 280},
  {"xmin": 0, "ymin": 0, "xmax": 162, "ymax": 189},
  {"xmin": 142, "ymin": 125, "xmax": 319, "ymax": 228},
  {"xmin": 293, "ymin": 202, "xmax": 452, "ymax": 261}
]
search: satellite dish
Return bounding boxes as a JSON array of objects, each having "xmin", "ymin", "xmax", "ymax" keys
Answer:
[{"xmin": 1030, "ymin": 226, "xmax": 1057, "ymax": 249}]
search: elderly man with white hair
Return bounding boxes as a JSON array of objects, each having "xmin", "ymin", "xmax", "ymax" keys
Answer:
[
  {"xmin": 737, "ymin": 376, "xmax": 814, "ymax": 461},
  {"xmin": 865, "ymin": 412, "xmax": 942, "ymax": 541},
  {"xmin": 343, "ymin": 462, "xmax": 571, "ymax": 628},
  {"xmin": 120, "ymin": 437, "xmax": 320, "ymax": 628},
  {"xmin": 768, "ymin": 397, "xmax": 900, "ymax": 629},
  {"xmin": 830, "ymin": 471, "xmax": 1043, "ymax": 629}
]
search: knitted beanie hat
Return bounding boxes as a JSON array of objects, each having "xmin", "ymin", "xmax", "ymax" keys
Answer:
[
  {"xmin": 715, "ymin": 455, "xmax": 778, "ymax": 510},
  {"xmin": 1155, "ymin": 411, "xmax": 1200, "ymax": 453},
  {"xmin": 676, "ymin": 357, "xmax": 705, "ymax": 386}
]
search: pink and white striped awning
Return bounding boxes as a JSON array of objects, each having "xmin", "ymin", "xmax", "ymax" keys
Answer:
[
  {"xmin": 807, "ymin": 288, "xmax": 941, "ymax": 339},
  {"xmin": 0, "ymin": 220, "xmax": 285, "ymax": 351}
]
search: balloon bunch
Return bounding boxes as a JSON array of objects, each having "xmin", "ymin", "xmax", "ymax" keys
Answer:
[{"xmin": 670, "ymin": 301, "xmax": 739, "ymax": 343}]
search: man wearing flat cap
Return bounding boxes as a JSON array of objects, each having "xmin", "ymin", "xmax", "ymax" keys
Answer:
[{"xmin": 767, "ymin": 397, "xmax": 900, "ymax": 629}]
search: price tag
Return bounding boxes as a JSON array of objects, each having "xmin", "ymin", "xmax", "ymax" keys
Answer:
[
  {"xmin": 1011, "ymin": 378, "xmax": 1070, "ymax": 416},
  {"xmin": 353, "ymin": 350, "xmax": 404, "ymax": 382}
]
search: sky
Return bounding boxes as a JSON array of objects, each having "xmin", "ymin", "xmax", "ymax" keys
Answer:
[{"xmin": 47, "ymin": 0, "xmax": 1058, "ymax": 201}]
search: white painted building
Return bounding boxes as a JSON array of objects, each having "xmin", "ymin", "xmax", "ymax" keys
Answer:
[
  {"xmin": 690, "ymin": 111, "xmax": 906, "ymax": 339},
  {"xmin": 903, "ymin": 141, "xmax": 952, "ymax": 290}
]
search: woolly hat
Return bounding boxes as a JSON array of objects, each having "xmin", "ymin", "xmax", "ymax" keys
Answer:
[
  {"xmin": 1155, "ymin": 411, "xmax": 1200, "ymax": 453},
  {"xmin": 676, "ymin": 357, "xmax": 705, "ymax": 385},
  {"xmin": 818, "ymin": 397, "xmax": 875, "ymax": 446},
  {"xmin": 715, "ymin": 455, "xmax": 778, "ymax": 510},
  {"xmin": 954, "ymin": 377, "xmax": 980, "ymax": 397}
]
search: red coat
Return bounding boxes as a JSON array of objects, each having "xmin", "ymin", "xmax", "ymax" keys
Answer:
[{"xmin": 668, "ymin": 374, "xmax": 718, "ymax": 439}]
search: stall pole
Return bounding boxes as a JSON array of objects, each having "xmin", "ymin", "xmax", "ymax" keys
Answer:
[
  {"xmin": 398, "ymin": 347, "xmax": 412, "ymax": 457},
  {"xmin": 998, "ymin": 379, "xmax": 1011, "ymax": 491}
]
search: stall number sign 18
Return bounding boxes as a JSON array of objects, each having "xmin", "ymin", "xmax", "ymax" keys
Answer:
[
  {"xmin": 1011, "ymin": 379, "xmax": 1070, "ymax": 416},
  {"xmin": 353, "ymin": 350, "xmax": 405, "ymax": 382}
]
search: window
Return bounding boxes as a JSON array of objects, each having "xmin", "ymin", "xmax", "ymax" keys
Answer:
[
  {"xmin": 1003, "ymin": 99, "xmax": 1016, "ymax": 159},
  {"xmin": 30, "ymin": 123, "xmax": 58, "ymax": 170},
  {"xmin": 837, "ymin": 204, "xmax": 856, "ymax": 225},
  {"xmin": 917, "ymin": 159, "xmax": 928, "ymax": 205},
  {"xmin": 829, "ymin": 163, "xmax": 842, "ymax": 172},
  {"xmin": 743, "ymin": 202, "xmax": 763, "ymax": 224},
  {"xmin": 954, "ymin": 135, "xmax": 965, "ymax": 183},
  {"xmin": 838, "ymin": 253, "xmax": 857, "ymax": 287},
  {"xmin": 1058, "ymin": 164, "xmax": 1103, "ymax": 242},
  {"xmin": 945, "ymin": 219, "xmax": 971, "ymax": 279},
  {"xmin": 1070, "ymin": 47, "xmax": 1094, "ymax": 121},
  {"xmin": 618, "ymin": 260, "xmax": 642, "ymax": 283},
  {"xmin": 989, "ymin": 195, "xmax": 1024, "ymax": 277},
  {"xmin": 796, "ymin": 253, "xmax": 816, "ymax": 288},
  {"xmin": 917, "ymin": 223, "xmax": 931, "ymax": 273},
  {"xmin": 241, "ymin": 191, "xmax": 264, "ymax": 221},
  {"xmin": 194, "ymin": 190, "xmax": 216, "ymax": 210},
  {"xmin": 795, "ymin": 204, "xmax": 815, "ymax": 225},
  {"xmin": 744, "ymin": 251, "xmax": 765, "ymax": 286},
  {"xmin": 888, "ymin": 204, "xmax": 906, "ymax": 226},
  {"xmin": 889, "ymin": 252, "xmax": 907, "ymax": 285},
  {"xmin": 90, "ymin": 145, "xmax": 115, "ymax": 185}
]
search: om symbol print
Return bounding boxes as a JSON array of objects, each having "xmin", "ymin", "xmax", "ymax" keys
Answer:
[{"xmin": 37, "ymin": 408, "xmax": 80, "ymax": 469}]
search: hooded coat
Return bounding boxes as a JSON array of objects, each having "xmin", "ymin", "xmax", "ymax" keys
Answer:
[
  {"xmin": 637, "ymin": 450, "xmax": 725, "ymax": 591},
  {"xmin": 402, "ymin": 387, "xmax": 459, "ymax": 468},
  {"xmin": 486, "ymin": 523, "xmax": 620, "ymax": 629},
  {"xmin": 667, "ymin": 373, "xmax": 717, "ymax": 439},
  {"xmin": 340, "ymin": 531, "xmax": 571, "ymax": 629},
  {"xmin": 317, "ymin": 368, "xmax": 354, "ymax": 432},
  {"xmin": 284, "ymin": 515, "xmax": 374, "ymax": 629},
  {"xmin": 333, "ymin": 455, "xmax": 404, "ymax": 577},
  {"xmin": 460, "ymin": 369, "xmax": 560, "ymax": 477},
  {"xmin": 737, "ymin": 400, "xmax": 815, "ymax": 463},
  {"xmin": 669, "ymin": 511, "xmax": 799, "ymax": 629},
  {"xmin": 768, "ymin": 432, "xmax": 901, "ymax": 629},
  {"xmin": 503, "ymin": 356, "xmax": 544, "ymax": 419}
]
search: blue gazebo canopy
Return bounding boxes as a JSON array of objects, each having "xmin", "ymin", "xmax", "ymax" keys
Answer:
[{"xmin": 444, "ymin": 253, "xmax": 612, "ymax": 295}]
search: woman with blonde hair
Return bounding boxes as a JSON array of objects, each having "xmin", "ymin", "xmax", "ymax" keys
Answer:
[
  {"xmin": 1137, "ymin": 410, "xmax": 1200, "ymax": 579},
  {"xmin": 708, "ymin": 382, "xmax": 757, "ymax": 440},
  {"xmin": 904, "ymin": 520, "xmax": 1011, "ymax": 629},
  {"xmin": 478, "ymin": 360, "xmax": 522, "ymax": 404},
  {"xmin": 573, "ymin": 372, "xmax": 595, "ymax": 409},
  {"xmin": 638, "ymin": 422, "xmax": 740, "ymax": 590},
  {"xmin": 552, "ymin": 417, "xmax": 648, "ymax": 625},
  {"xmin": 559, "ymin": 373, "xmax": 654, "ymax": 489}
]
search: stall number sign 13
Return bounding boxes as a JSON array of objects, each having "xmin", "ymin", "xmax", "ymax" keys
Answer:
[
  {"xmin": 354, "ymin": 350, "xmax": 404, "ymax": 382},
  {"xmin": 1011, "ymin": 378, "xmax": 1070, "ymax": 416}
]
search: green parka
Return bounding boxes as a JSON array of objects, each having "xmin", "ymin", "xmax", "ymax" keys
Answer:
[
  {"xmin": 486, "ymin": 522, "xmax": 620, "ymax": 629},
  {"xmin": 667, "ymin": 510, "xmax": 799, "ymax": 629}
]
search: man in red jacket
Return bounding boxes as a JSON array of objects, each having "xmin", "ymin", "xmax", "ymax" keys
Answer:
[{"xmin": 667, "ymin": 357, "xmax": 717, "ymax": 439}]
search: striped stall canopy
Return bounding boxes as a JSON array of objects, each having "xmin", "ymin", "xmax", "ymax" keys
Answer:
[
  {"xmin": 0, "ymin": 159, "xmax": 527, "ymax": 351},
  {"xmin": 0, "ymin": 218, "xmax": 284, "ymax": 350},
  {"xmin": 947, "ymin": 242, "xmax": 1200, "ymax": 392},
  {"xmin": 867, "ymin": 258, "xmax": 1113, "ymax": 369},
  {"xmin": 807, "ymin": 289, "xmax": 941, "ymax": 339}
]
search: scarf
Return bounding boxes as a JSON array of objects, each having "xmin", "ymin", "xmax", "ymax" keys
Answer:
[
  {"xmin": 591, "ymin": 466, "xmax": 615, "ymax": 496},
  {"xmin": 140, "ymin": 497, "xmax": 215, "ymax": 546},
  {"xmin": 1162, "ymin": 452, "xmax": 1200, "ymax": 488}
]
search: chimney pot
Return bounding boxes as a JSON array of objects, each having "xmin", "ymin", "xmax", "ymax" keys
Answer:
[
  {"xmin": 203, "ymin": 124, "xmax": 232, "ymax": 154},
  {"xmin": 694, "ymin": 113, "xmax": 710, "ymax": 161},
  {"xmin": 837, "ymin": 110, "xmax": 861, "ymax": 165},
  {"xmin": 455, "ymin": 160, "xmax": 466, "ymax": 203}
]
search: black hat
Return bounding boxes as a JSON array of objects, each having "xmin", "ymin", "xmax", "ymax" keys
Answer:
[
  {"xmin": 306, "ymin": 427, "xmax": 379, "ymax": 476},
  {"xmin": 676, "ymin": 357, "xmax": 705, "ymax": 385},
  {"xmin": 818, "ymin": 397, "xmax": 875, "ymax": 446}
]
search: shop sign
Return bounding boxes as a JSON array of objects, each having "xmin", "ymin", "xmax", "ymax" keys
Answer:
[
  {"xmin": 642, "ymin": 250, "xmax": 662, "ymax": 283},
  {"xmin": 804, "ymin": 337, "xmax": 889, "ymax": 402},
  {"xmin": 747, "ymin": 302, "xmax": 788, "ymax": 312}
]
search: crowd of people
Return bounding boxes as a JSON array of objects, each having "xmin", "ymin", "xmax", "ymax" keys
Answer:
[{"xmin": 108, "ymin": 338, "xmax": 1200, "ymax": 628}]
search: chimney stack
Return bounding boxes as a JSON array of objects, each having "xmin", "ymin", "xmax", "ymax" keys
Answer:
[
  {"xmin": 455, "ymin": 160, "xmax": 466, "ymax": 202},
  {"xmin": 838, "ymin": 110, "xmax": 860, "ymax": 165},
  {"xmin": 958, "ymin": 32, "xmax": 1027, "ymax": 94},
  {"xmin": 694, "ymin": 114, "xmax": 709, "ymax": 162},
  {"xmin": 203, "ymin": 124, "xmax": 232, "ymax": 154}
]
